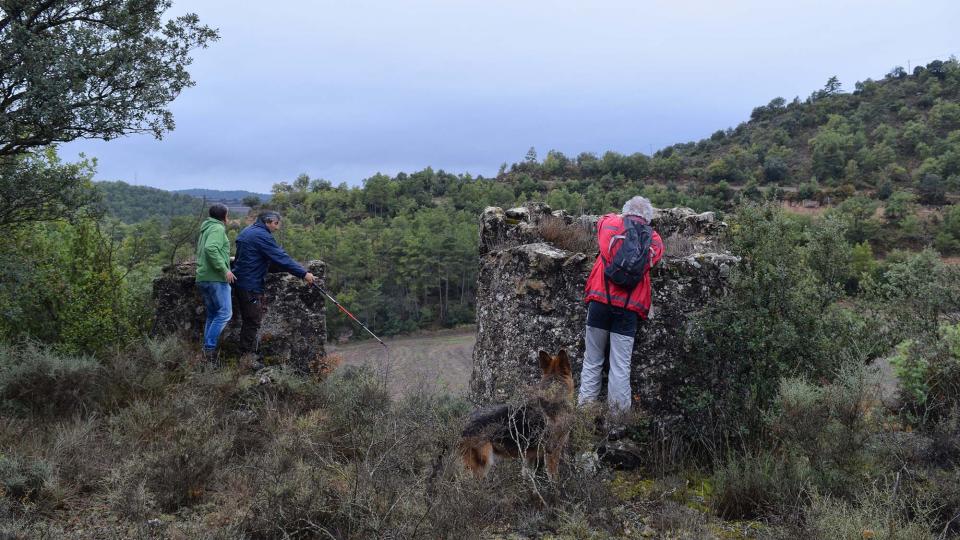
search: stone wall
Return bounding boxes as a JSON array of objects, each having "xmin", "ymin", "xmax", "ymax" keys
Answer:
[
  {"xmin": 470, "ymin": 204, "xmax": 738, "ymax": 423},
  {"xmin": 153, "ymin": 261, "xmax": 326, "ymax": 372}
]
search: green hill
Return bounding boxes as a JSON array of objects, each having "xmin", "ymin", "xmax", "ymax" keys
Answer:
[
  {"xmin": 497, "ymin": 58, "xmax": 960, "ymax": 209},
  {"xmin": 95, "ymin": 181, "xmax": 205, "ymax": 223}
]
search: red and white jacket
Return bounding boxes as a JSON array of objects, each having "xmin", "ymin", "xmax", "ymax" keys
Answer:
[{"xmin": 584, "ymin": 213, "xmax": 664, "ymax": 318}]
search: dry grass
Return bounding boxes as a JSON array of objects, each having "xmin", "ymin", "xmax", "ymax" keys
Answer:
[
  {"xmin": 538, "ymin": 215, "xmax": 597, "ymax": 254},
  {"xmin": 330, "ymin": 327, "xmax": 475, "ymax": 398},
  {"xmin": 0, "ymin": 337, "xmax": 627, "ymax": 538},
  {"xmin": 662, "ymin": 233, "xmax": 700, "ymax": 258},
  {"xmin": 1, "ymin": 336, "xmax": 954, "ymax": 538}
]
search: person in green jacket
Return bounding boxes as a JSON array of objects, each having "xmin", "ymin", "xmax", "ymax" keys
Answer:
[{"xmin": 196, "ymin": 203, "xmax": 236, "ymax": 363}]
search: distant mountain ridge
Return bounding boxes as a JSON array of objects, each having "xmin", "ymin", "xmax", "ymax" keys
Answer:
[
  {"xmin": 94, "ymin": 182, "xmax": 271, "ymax": 224},
  {"xmin": 174, "ymin": 188, "xmax": 271, "ymax": 202}
]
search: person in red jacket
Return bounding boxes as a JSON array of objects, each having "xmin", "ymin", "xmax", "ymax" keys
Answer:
[{"xmin": 579, "ymin": 196, "xmax": 664, "ymax": 413}]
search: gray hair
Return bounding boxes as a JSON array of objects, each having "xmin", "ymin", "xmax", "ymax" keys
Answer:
[
  {"xmin": 258, "ymin": 211, "xmax": 281, "ymax": 224},
  {"xmin": 622, "ymin": 196, "xmax": 654, "ymax": 221}
]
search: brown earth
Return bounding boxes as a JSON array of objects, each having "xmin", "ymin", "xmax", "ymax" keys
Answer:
[{"xmin": 328, "ymin": 326, "xmax": 477, "ymax": 398}]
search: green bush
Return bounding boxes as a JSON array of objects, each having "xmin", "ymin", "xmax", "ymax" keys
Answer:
[
  {"xmin": 866, "ymin": 249, "xmax": 960, "ymax": 344},
  {"xmin": 711, "ymin": 449, "xmax": 809, "ymax": 520},
  {"xmin": 681, "ymin": 205, "xmax": 866, "ymax": 446},
  {"xmin": 889, "ymin": 323, "xmax": 960, "ymax": 423},
  {"xmin": 0, "ymin": 221, "xmax": 149, "ymax": 354},
  {"xmin": 766, "ymin": 363, "xmax": 882, "ymax": 496}
]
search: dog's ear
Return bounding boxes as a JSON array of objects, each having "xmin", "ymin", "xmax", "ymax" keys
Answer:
[
  {"xmin": 538, "ymin": 350, "xmax": 553, "ymax": 372},
  {"xmin": 556, "ymin": 349, "xmax": 572, "ymax": 375}
]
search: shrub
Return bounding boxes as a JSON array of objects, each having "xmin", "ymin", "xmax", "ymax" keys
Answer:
[
  {"xmin": 866, "ymin": 249, "xmax": 960, "ymax": 343},
  {"xmin": 646, "ymin": 501, "xmax": 709, "ymax": 538},
  {"xmin": 910, "ymin": 464, "xmax": 960, "ymax": 536},
  {"xmin": 142, "ymin": 406, "xmax": 234, "ymax": 511},
  {"xmin": 766, "ymin": 363, "xmax": 882, "ymax": 497},
  {"xmin": 99, "ymin": 336, "xmax": 190, "ymax": 407},
  {"xmin": 239, "ymin": 456, "xmax": 346, "ymax": 537},
  {"xmin": 0, "ymin": 455, "xmax": 51, "ymax": 502},
  {"xmin": 105, "ymin": 390, "xmax": 237, "ymax": 514},
  {"xmin": 0, "ymin": 341, "xmax": 102, "ymax": 417},
  {"xmin": 711, "ymin": 449, "xmax": 809, "ymax": 520},
  {"xmin": 103, "ymin": 462, "xmax": 158, "ymax": 521},
  {"xmin": 889, "ymin": 323, "xmax": 960, "ymax": 424},
  {"xmin": 44, "ymin": 416, "xmax": 106, "ymax": 494},
  {"xmin": 681, "ymin": 205, "xmax": 861, "ymax": 447},
  {"xmin": 802, "ymin": 486, "xmax": 934, "ymax": 540}
]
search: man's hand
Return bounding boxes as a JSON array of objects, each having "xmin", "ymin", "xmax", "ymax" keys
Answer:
[
  {"xmin": 226, "ymin": 270, "xmax": 236, "ymax": 284},
  {"xmin": 304, "ymin": 272, "xmax": 315, "ymax": 285}
]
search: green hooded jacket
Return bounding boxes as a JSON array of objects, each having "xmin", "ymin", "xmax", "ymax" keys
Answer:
[{"xmin": 196, "ymin": 217, "xmax": 231, "ymax": 282}]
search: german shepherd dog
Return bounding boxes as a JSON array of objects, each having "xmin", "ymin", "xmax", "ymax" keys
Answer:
[{"xmin": 459, "ymin": 350, "xmax": 575, "ymax": 479}]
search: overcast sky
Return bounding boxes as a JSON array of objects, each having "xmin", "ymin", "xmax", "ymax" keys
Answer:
[{"xmin": 60, "ymin": 0, "xmax": 960, "ymax": 193}]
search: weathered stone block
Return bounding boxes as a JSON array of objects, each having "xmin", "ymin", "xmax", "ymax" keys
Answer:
[
  {"xmin": 470, "ymin": 204, "xmax": 737, "ymax": 424},
  {"xmin": 152, "ymin": 261, "xmax": 326, "ymax": 372}
]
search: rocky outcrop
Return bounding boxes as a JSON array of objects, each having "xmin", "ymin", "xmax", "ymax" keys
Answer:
[
  {"xmin": 471, "ymin": 204, "xmax": 737, "ymax": 424},
  {"xmin": 153, "ymin": 261, "xmax": 326, "ymax": 372}
]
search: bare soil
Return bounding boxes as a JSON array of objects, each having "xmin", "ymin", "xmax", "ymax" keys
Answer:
[{"xmin": 327, "ymin": 326, "xmax": 477, "ymax": 398}]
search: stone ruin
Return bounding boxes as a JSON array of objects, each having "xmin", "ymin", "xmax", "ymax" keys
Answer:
[
  {"xmin": 152, "ymin": 260, "xmax": 327, "ymax": 373},
  {"xmin": 470, "ymin": 203, "xmax": 739, "ymax": 426}
]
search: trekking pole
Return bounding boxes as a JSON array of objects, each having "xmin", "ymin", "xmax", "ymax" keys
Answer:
[{"xmin": 311, "ymin": 281, "xmax": 387, "ymax": 348}]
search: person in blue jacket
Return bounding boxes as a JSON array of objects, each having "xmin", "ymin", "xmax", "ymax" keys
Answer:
[{"xmin": 232, "ymin": 211, "xmax": 315, "ymax": 364}]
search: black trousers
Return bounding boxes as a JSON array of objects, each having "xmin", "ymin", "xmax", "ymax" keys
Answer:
[
  {"xmin": 236, "ymin": 288, "xmax": 264, "ymax": 354},
  {"xmin": 586, "ymin": 301, "xmax": 638, "ymax": 336}
]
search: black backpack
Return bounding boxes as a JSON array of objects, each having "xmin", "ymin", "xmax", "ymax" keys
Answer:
[{"xmin": 602, "ymin": 217, "xmax": 654, "ymax": 290}]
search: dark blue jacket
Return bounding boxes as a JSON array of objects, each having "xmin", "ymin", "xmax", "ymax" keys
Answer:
[{"xmin": 232, "ymin": 220, "xmax": 307, "ymax": 293}]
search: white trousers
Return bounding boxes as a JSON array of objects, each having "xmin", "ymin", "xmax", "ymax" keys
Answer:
[{"xmin": 578, "ymin": 325, "xmax": 635, "ymax": 413}]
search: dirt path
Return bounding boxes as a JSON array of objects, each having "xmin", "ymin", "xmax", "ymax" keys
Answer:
[{"xmin": 327, "ymin": 326, "xmax": 477, "ymax": 398}]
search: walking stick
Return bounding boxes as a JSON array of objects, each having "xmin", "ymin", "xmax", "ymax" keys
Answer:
[{"xmin": 311, "ymin": 281, "xmax": 387, "ymax": 348}]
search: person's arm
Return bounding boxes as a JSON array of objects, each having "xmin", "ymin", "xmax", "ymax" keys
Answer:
[
  {"xmin": 259, "ymin": 232, "xmax": 311, "ymax": 281},
  {"xmin": 597, "ymin": 214, "xmax": 618, "ymax": 261},
  {"xmin": 204, "ymin": 227, "xmax": 230, "ymax": 276},
  {"xmin": 649, "ymin": 230, "xmax": 665, "ymax": 267}
]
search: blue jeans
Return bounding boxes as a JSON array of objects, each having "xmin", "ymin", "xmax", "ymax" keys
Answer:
[{"xmin": 197, "ymin": 281, "xmax": 233, "ymax": 351}]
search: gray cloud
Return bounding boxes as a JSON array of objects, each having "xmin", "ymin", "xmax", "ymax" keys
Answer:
[{"xmin": 61, "ymin": 0, "xmax": 960, "ymax": 192}]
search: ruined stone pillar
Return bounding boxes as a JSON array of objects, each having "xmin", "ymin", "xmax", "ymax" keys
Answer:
[
  {"xmin": 470, "ymin": 204, "xmax": 738, "ymax": 424},
  {"xmin": 152, "ymin": 260, "xmax": 326, "ymax": 372}
]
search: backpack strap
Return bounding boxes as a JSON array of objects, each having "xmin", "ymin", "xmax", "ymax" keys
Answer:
[
  {"xmin": 602, "ymin": 217, "xmax": 648, "ymax": 310},
  {"xmin": 599, "ymin": 219, "xmax": 625, "ymax": 306}
]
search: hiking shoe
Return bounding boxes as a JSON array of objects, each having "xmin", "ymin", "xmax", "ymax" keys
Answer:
[
  {"xmin": 240, "ymin": 353, "xmax": 265, "ymax": 372},
  {"xmin": 202, "ymin": 348, "xmax": 221, "ymax": 369}
]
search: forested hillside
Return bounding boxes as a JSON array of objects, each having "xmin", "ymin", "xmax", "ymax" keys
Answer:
[
  {"xmin": 173, "ymin": 188, "xmax": 271, "ymax": 206},
  {"xmin": 264, "ymin": 59, "xmax": 960, "ymax": 339},
  {"xmin": 496, "ymin": 58, "xmax": 960, "ymax": 205},
  {"xmin": 80, "ymin": 56, "xmax": 960, "ymax": 342},
  {"xmin": 95, "ymin": 181, "xmax": 206, "ymax": 223},
  {"xmin": 21, "ymin": 59, "xmax": 960, "ymax": 346}
]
